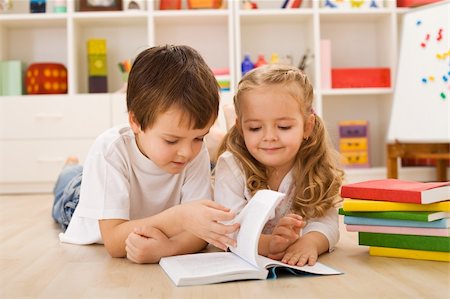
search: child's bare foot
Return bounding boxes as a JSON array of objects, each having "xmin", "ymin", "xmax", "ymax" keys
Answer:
[{"xmin": 65, "ymin": 156, "xmax": 79, "ymax": 166}]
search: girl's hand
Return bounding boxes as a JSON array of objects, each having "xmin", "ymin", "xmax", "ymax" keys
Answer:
[
  {"xmin": 281, "ymin": 232, "xmax": 329, "ymax": 266},
  {"xmin": 125, "ymin": 226, "xmax": 171, "ymax": 264},
  {"xmin": 181, "ymin": 200, "xmax": 240, "ymax": 251},
  {"xmin": 267, "ymin": 214, "xmax": 304, "ymax": 260}
]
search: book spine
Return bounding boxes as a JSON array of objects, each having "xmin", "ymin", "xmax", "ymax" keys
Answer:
[
  {"xmin": 369, "ymin": 246, "xmax": 450, "ymax": 262},
  {"xmin": 346, "ymin": 224, "xmax": 450, "ymax": 237},
  {"xmin": 342, "ymin": 199, "xmax": 450, "ymax": 212},
  {"xmin": 338, "ymin": 208, "xmax": 432, "ymax": 221},
  {"xmin": 344, "ymin": 216, "xmax": 449, "ymax": 228},
  {"xmin": 359, "ymin": 232, "xmax": 450, "ymax": 252},
  {"xmin": 341, "ymin": 186, "xmax": 421, "ymax": 203}
]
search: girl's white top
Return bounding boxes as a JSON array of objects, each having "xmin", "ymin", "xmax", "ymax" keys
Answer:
[
  {"xmin": 214, "ymin": 151, "xmax": 339, "ymax": 251},
  {"xmin": 59, "ymin": 124, "xmax": 212, "ymax": 245}
]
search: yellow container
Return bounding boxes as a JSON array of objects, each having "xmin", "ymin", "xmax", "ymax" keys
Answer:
[
  {"xmin": 339, "ymin": 137, "xmax": 368, "ymax": 151},
  {"xmin": 341, "ymin": 151, "xmax": 369, "ymax": 166}
]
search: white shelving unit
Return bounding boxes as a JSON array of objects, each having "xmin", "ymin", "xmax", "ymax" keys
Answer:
[{"xmin": 1, "ymin": 0, "xmax": 440, "ymax": 193}]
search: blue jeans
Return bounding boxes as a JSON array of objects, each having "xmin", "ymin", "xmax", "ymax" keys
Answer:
[{"xmin": 52, "ymin": 164, "xmax": 83, "ymax": 231}]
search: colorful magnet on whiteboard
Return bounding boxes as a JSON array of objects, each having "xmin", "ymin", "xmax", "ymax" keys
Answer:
[
  {"xmin": 440, "ymin": 92, "xmax": 446, "ymax": 100},
  {"xmin": 443, "ymin": 76, "xmax": 448, "ymax": 82},
  {"xmin": 422, "ymin": 78, "xmax": 427, "ymax": 83},
  {"xmin": 429, "ymin": 76, "xmax": 435, "ymax": 81},
  {"xmin": 437, "ymin": 29, "xmax": 443, "ymax": 41},
  {"xmin": 416, "ymin": 20, "xmax": 422, "ymax": 26}
]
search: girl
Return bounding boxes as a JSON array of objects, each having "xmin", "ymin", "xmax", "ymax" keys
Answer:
[{"xmin": 214, "ymin": 64, "xmax": 344, "ymax": 266}]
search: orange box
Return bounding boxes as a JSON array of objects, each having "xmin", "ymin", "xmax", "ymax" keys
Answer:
[
  {"xmin": 331, "ymin": 68, "xmax": 391, "ymax": 88},
  {"xmin": 187, "ymin": 0, "xmax": 222, "ymax": 9}
]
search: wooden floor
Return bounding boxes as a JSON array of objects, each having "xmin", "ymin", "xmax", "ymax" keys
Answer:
[{"xmin": 1, "ymin": 194, "xmax": 449, "ymax": 299}]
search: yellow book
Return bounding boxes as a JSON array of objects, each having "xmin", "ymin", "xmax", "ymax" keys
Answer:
[
  {"xmin": 343, "ymin": 199, "xmax": 450, "ymax": 212},
  {"xmin": 369, "ymin": 246, "xmax": 450, "ymax": 262}
]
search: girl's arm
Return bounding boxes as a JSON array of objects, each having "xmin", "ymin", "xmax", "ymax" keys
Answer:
[
  {"xmin": 257, "ymin": 214, "xmax": 304, "ymax": 260},
  {"xmin": 281, "ymin": 208, "xmax": 339, "ymax": 266},
  {"xmin": 281, "ymin": 231, "xmax": 329, "ymax": 266}
]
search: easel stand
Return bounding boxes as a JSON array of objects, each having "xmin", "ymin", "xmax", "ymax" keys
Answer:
[{"xmin": 387, "ymin": 142, "xmax": 450, "ymax": 181}]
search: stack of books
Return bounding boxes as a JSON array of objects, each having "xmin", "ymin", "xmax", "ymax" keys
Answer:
[{"xmin": 339, "ymin": 179, "xmax": 450, "ymax": 262}]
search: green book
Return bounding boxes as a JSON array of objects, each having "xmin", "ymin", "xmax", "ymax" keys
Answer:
[
  {"xmin": 358, "ymin": 232, "xmax": 450, "ymax": 252},
  {"xmin": 339, "ymin": 208, "xmax": 450, "ymax": 222}
]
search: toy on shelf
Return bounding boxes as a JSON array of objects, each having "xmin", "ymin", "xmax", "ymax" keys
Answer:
[
  {"xmin": 79, "ymin": 0, "xmax": 122, "ymax": 11},
  {"xmin": 116, "ymin": 59, "xmax": 131, "ymax": 93},
  {"xmin": 53, "ymin": 0, "xmax": 67, "ymax": 13},
  {"xmin": 0, "ymin": 60, "xmax": 24, "ymax": 96},
  {"xmin": 281, "ymin": 0, "xmax": 302, "ymax": 9},
  {"xmin": 212, "ymin": 68, "xmax": 230, "ymax": 92},
  {"xmin": 87, "ymin": 39, "xmax": 108, "ymax": 93},
  {"xmin": 0, "ymin": 0, "xmax": 12, "ymax": 12},
  {"xmin": 396, "ymin": 0, "xmax": 441, "ymax": 7},
  {"xmin": 26, "ymin": 63, "xmax": 68, "ymax": 95},
  {"xmin": 254, "ymin": 54, "xmax": 267, "ymax": 68},
  {"xmin": 187, "ymin": 0, "xmax": 222, "ymax": 9},
  {"xmin": 30, "ymin": 0, "xmax": 46, "ymax": 13},
  {"xmin": 123, "ymin": 0, "xmax": 145, "ymax": 10},
  {"xmin": 339, "ymin": 120, "xmax": 370, "ymax": 168},
  {"xmin": 160, "ymin": 0, "xmax": 181, "ymax": 10},
  {"xmin": 332, "ymin": 68, "xmax": 391, "ymax": 88},
  {"xmin": 321, "ymin": 0, "xmax": 382, "ymax": 8},
  {"xmin": 242, "ymin": 0, "xmax": 257, "ymax": 9},
  {"xmin": 241, "ymin": 54, "xmax": 254, "ymax": 76}
]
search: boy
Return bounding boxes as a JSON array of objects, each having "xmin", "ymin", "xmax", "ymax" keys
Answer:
[{"xmin": 52, "ymin": 45, "xmax": 239, "ymax": 263}]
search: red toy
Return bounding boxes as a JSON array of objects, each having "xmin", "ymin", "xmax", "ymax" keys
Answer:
[{"xmin": 26, "ymin": 63, "xmax": 67, "ymax": 94}]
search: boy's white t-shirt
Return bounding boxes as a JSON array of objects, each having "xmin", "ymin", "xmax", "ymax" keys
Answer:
[
  {"xmin": 59, "ymin": 124, "xmax": 212, "ymax": 245},
  {"xmin": 214, "ymin": 151, "xmax": 339, "ymax": 251}
]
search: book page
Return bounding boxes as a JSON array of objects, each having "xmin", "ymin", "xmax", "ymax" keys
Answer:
[
  {"xmin": 228, "ymin": 190, "xmax": 285, "ymax": 267},
  {"xmin": 256, "ymin": 255, "xmax": 342, "ymax": 275},
  {"xmin": 160, "ymin": 252, "xmax": 258, "ymax": 280}
]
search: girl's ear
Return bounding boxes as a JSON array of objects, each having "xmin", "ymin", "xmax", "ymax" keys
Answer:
[
  {"xmin": 304, "ymin": 114, "xmax": 315, "ymax": 139},
  {"xmin": 129, "ymin": 112, "xmax": 142, "ymax": 134}
]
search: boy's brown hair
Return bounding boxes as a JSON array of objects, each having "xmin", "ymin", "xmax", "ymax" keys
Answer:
[{"xmin": 127, "ymin": 45, "xmax": 220, "ymax": 130}]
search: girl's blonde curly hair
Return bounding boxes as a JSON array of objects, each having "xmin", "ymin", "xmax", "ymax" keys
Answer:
[{"xmin": 217, "ymin": 64, "xmax": 344, "ymax": 220}]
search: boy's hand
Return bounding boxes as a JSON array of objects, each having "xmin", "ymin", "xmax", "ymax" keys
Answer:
[
  {"xmin": 125, "ymin": 226, "xmax": 171, "ymax": 264},
  {"xmin": 267, "ymin": 214, "xmax": 304, "ymax": 260},
  {"xmin": 181, "ymin": 200, "xmax": 240, "ymax": 251}
]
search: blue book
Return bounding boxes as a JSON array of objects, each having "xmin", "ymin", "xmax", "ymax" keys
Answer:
[{"xmin": 344, "ymin": 215, "xmax": 450, "ymax": 228}]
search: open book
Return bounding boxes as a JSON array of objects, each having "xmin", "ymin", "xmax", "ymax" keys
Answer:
[{"xmin": 159, "ymin": 190, "xmax": 342, "ymax": 286}]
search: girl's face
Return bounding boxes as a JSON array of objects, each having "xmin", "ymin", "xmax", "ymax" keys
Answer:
[
  {"xmin": 238, "ymin": 84, "xmax": 314, "ymax": 174},
  {"xmin": 129, "ymin": 106, "xmax": 211, "ymax": 174}
]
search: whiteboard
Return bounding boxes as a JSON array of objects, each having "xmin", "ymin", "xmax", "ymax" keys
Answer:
[{"xmin": 387, "ymin": 1, "xmax": 450, "ymax": 143}]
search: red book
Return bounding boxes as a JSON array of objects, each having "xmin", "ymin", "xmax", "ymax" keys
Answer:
[{"xmin": 341, "ymin": 179, "xmax": 450, "ymax": 204}]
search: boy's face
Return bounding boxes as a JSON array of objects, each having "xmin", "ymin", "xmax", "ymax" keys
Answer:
[{"xmin": 130, "ymin": 107, "xmax": 211, "ymax": 174}]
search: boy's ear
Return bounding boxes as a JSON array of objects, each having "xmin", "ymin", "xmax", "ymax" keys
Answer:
[
  {"xmin": 304, "ymin": 114, "xmax": 315, "ymax": 139},
  {"xmin": 129, "ymin": 112, "xmax": 142, "ymax": 134}
]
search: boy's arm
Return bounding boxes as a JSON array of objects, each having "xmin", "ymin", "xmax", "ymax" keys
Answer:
[
  {"xmin": 99, "ymin": 200, "xmax": 238, "ymax": 258},
  {"xmin": 125, "ymin": 227, "xmax": 207, "ymax": 264}
]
